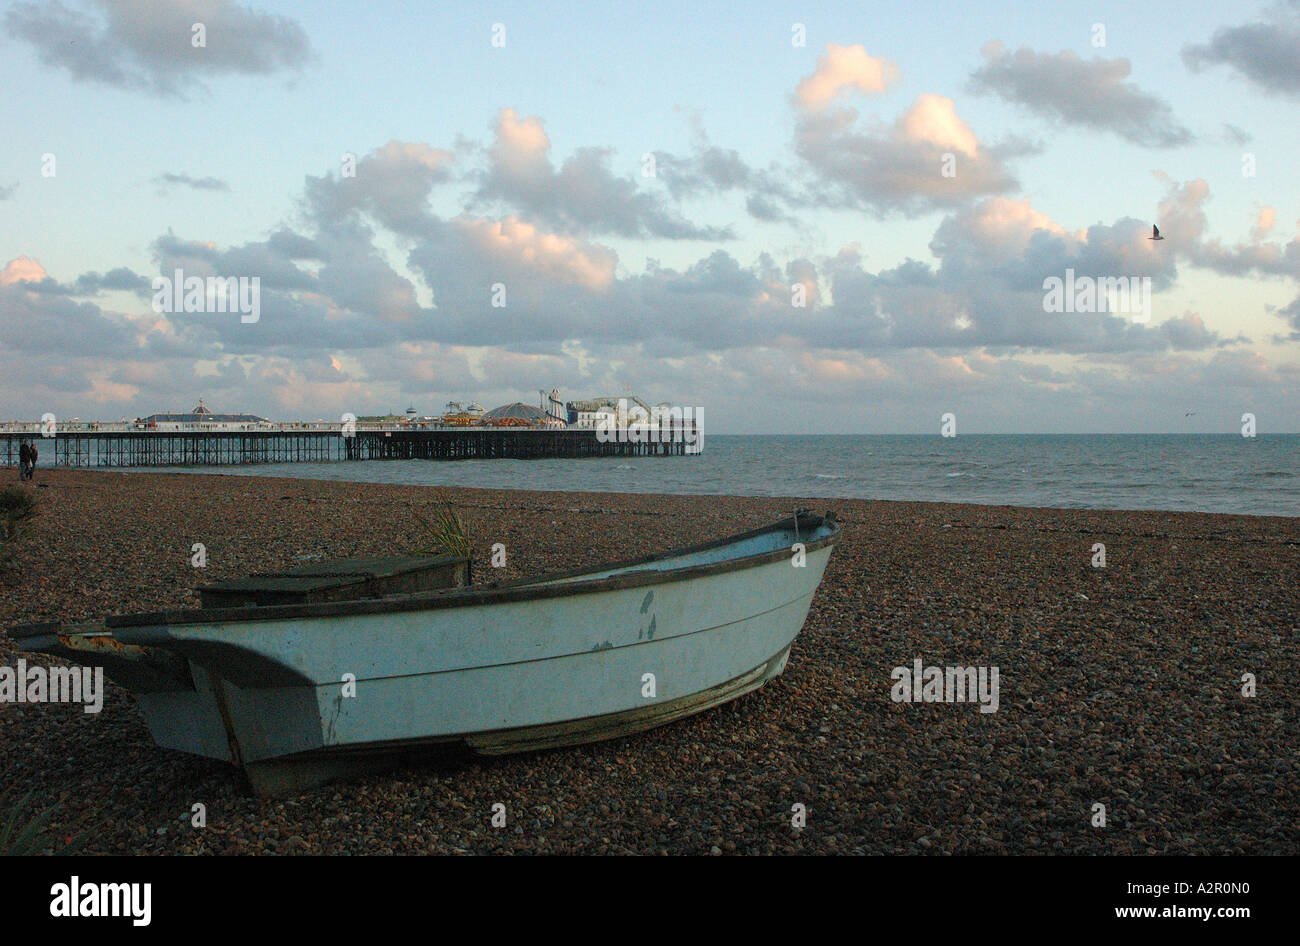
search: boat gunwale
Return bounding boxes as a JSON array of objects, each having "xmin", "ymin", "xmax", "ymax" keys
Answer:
[{"xmin": 20, "ymin": 513, "xmax": 838, "ymax": 634}]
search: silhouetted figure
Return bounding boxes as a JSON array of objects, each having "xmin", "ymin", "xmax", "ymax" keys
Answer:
[{"xmin": 18, "ymin": 441, "xmax": 31, "ymax": 480}]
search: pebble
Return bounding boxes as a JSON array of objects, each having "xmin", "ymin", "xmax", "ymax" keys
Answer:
[{"xmin": 1, "ymin": 470, "xmax": 1296, "ymax": 855}]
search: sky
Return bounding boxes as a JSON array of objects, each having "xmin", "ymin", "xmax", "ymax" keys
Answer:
[{"xmin": 1, "ymin": 0, "xmax": 1298, "ymax": 433}]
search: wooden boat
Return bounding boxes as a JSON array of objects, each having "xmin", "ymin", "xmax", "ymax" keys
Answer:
[{"xmin": 10, "ymin": 511, "xmax": 839, "ymax": 795}]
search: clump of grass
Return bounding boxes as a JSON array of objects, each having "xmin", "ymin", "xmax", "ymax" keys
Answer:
[
  {"xmin": 0, "ymin": 790, "xmax": 91, "ymax": 856},
  {"xmin": 0, "ymin": 484, "xmax": 38, "ymax": 571},
  {"xmin": 0, "ymin": 484, "xmax": 37, "ymax": 539},
  {"xmin": 410, "ymin": 499, "xmax": 470, "ymax": 560}
]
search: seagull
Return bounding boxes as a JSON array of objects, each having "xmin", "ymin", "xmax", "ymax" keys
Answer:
[
  {"xmin": 1184, "ymin": 411, "xmax": 1196, "ymax": 417},
  {"xmin": 1149, "ymin": 225, "xmax": 1165, "ymax": 241}
]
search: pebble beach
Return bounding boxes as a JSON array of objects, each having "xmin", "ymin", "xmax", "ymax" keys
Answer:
[{"xmin": 2, "ymin": 469, "xmax": 1297, "ymax": 855}]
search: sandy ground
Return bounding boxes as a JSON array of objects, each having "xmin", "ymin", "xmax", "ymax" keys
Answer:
[{"xmin": 1, "ymin": 469, "xmax": 1296, "ymax": 854}]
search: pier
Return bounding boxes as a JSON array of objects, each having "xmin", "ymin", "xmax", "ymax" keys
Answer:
[{"xmin": 0, "ymin": 426, "xmax": 695, "ymax": 469}]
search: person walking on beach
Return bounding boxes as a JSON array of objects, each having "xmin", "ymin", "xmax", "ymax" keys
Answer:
[
  {"xmin": 18, "ymin": 441, "xmax": 31, "ymax": 480},
  {"xmin": 28, "ymin": 442, "xmax": 37, "ymax": 480}
]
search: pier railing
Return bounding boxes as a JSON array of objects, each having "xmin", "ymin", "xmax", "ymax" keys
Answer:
[{"xmin": 0, "ymin": 426, "xmax": 697, "ymax": 468}]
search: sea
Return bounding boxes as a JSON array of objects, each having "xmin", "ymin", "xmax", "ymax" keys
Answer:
[{"xmin": 125, "ymin": 434, "xmax": 1300, "ymax": 518}]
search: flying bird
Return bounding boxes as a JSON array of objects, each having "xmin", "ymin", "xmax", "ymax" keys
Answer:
[
  {"xmin": 1149, "ymin": 225, "xmax": 1165, "ymax": 241},
  {"xmin": 1184, "ymin": 411, "xmax": 1196, "ymax": 417}
]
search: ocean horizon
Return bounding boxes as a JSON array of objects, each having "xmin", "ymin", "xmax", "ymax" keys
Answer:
[{"xmin": 111, "ymin": 433, "xmax": 1300, "ymax": 518}]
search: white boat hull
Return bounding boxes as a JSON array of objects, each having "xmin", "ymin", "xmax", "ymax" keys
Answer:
[{"xmin": 15, "ymin": 515, "xmax": 838, "ymax": 795}]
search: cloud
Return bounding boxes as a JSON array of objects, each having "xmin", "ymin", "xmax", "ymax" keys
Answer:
[
  {"xmin": 405, "ymin": 216, "xmax": 621, "ymax": 348},
  {"xmin": 744, "ymin": 194, "xmax": 796, "ymax": 224},
  {"xmin": 1155, "ymin": 179, "xmax": 1300, "ymax": 277},
  {"xmin": 155, "ymin": 172, "xmax": 230, "ymax": 191},
  {"xmin": 473, "ymin": 108, "xmax": 732, "ymax": 240},
  {"xmin": 452, "ymin": 215, "xmax": 618, "ymax": 292},
  {"xmin": 1221, "ymin": 123, "xmax": 1252, "ymax": 145},
  {"xmin": 305, "ymin": 140, "xmax": 454, "ymax": 235},
  {"xmin": 1161, "ymin": 311, "xmax": 1234, "ymax": 350},
  {"xmin": 4, "ymin": 0, "xmax": 312, "ymax": 97},
  {"xmin": 1278, "ymin": 295, "xmax": 1300, "ymax": 339},
  {"xmin": 1, "ymin": 256, "xmax": 48, "ymax": 286},
  {"xmin": 655, "ymin": 144, "xmax": 755, "ymax": 199},
  {"xmin": 795, "ymin": 92, "xmax": 1019, "ymax": 216},
  {"xmin": 147, "ymin": 226, "xmax": 418, "ymax": 352},
  {"xmin": 897, "ymin": 93, "xmax": 981, "ymax": 156},
  {"xmin": 804, "ymin": 196, "xmax": 1193, "ymax": 355},
  {"xmin": 1251, "ymin": 207, "xmax": 1277, "ymax": 241},
  {"xmin": 650, "ymin": 123, "xmax": 803, "ymax": 224},
  {"xmin": 132, "ymin": 229, "xmax": 380, "ymax": 363},
  {"xmin": 0, "ymin": 257, "xmax": 152, "ymax": 296},
  {"xmin": 73, "ymin": 267, "xmax": 153, "ymax": 294},
  {"xmin": 0, "ymin": 272, "xmax": 136, "ymax": 356},
  {"xmin": 58, "ymin": 171, "xmax": 1249, "ymax": 365},
  {"xmin": 794, "ymin": 43, "xmax": 900, "ymax": 111},
  {"xmin": 969, "ymin": 44, "xmax": 1193, "ymax": 147},
  {"xmin": 393, "ymin": 188, "xmax": 1226, "ymax": 358},
  {"xmin": 1183, "ymin": 3, "xmax": 1300, "ymax": 98},
  {"xmin": 6, "ymin": 82, "xmax": 1291, "ymax": 430},
  {"xmin": 10, "ymin": 117, "xmax": 1275, "ymax": 381}
]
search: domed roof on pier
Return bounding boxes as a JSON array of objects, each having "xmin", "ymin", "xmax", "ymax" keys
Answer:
[
  {"xmin": 142, "ymin": 398, "xmax": 268, "ymax": 425},
  {"xmin": 482, "ymin": 402, "xmax": 550, "ymax": 423}
]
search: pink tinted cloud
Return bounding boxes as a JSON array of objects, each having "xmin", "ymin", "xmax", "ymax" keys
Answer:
[
  {"xmin": 795, "ymin": 43, "xmax": 900, "ymax": 111},
  {"xmin": 454, "ymin": 215, "xmax": 616, "ymax": 291},
  {"xmin": 0, "ymin": 256, "xmax": 48, "ymax": 285}
]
